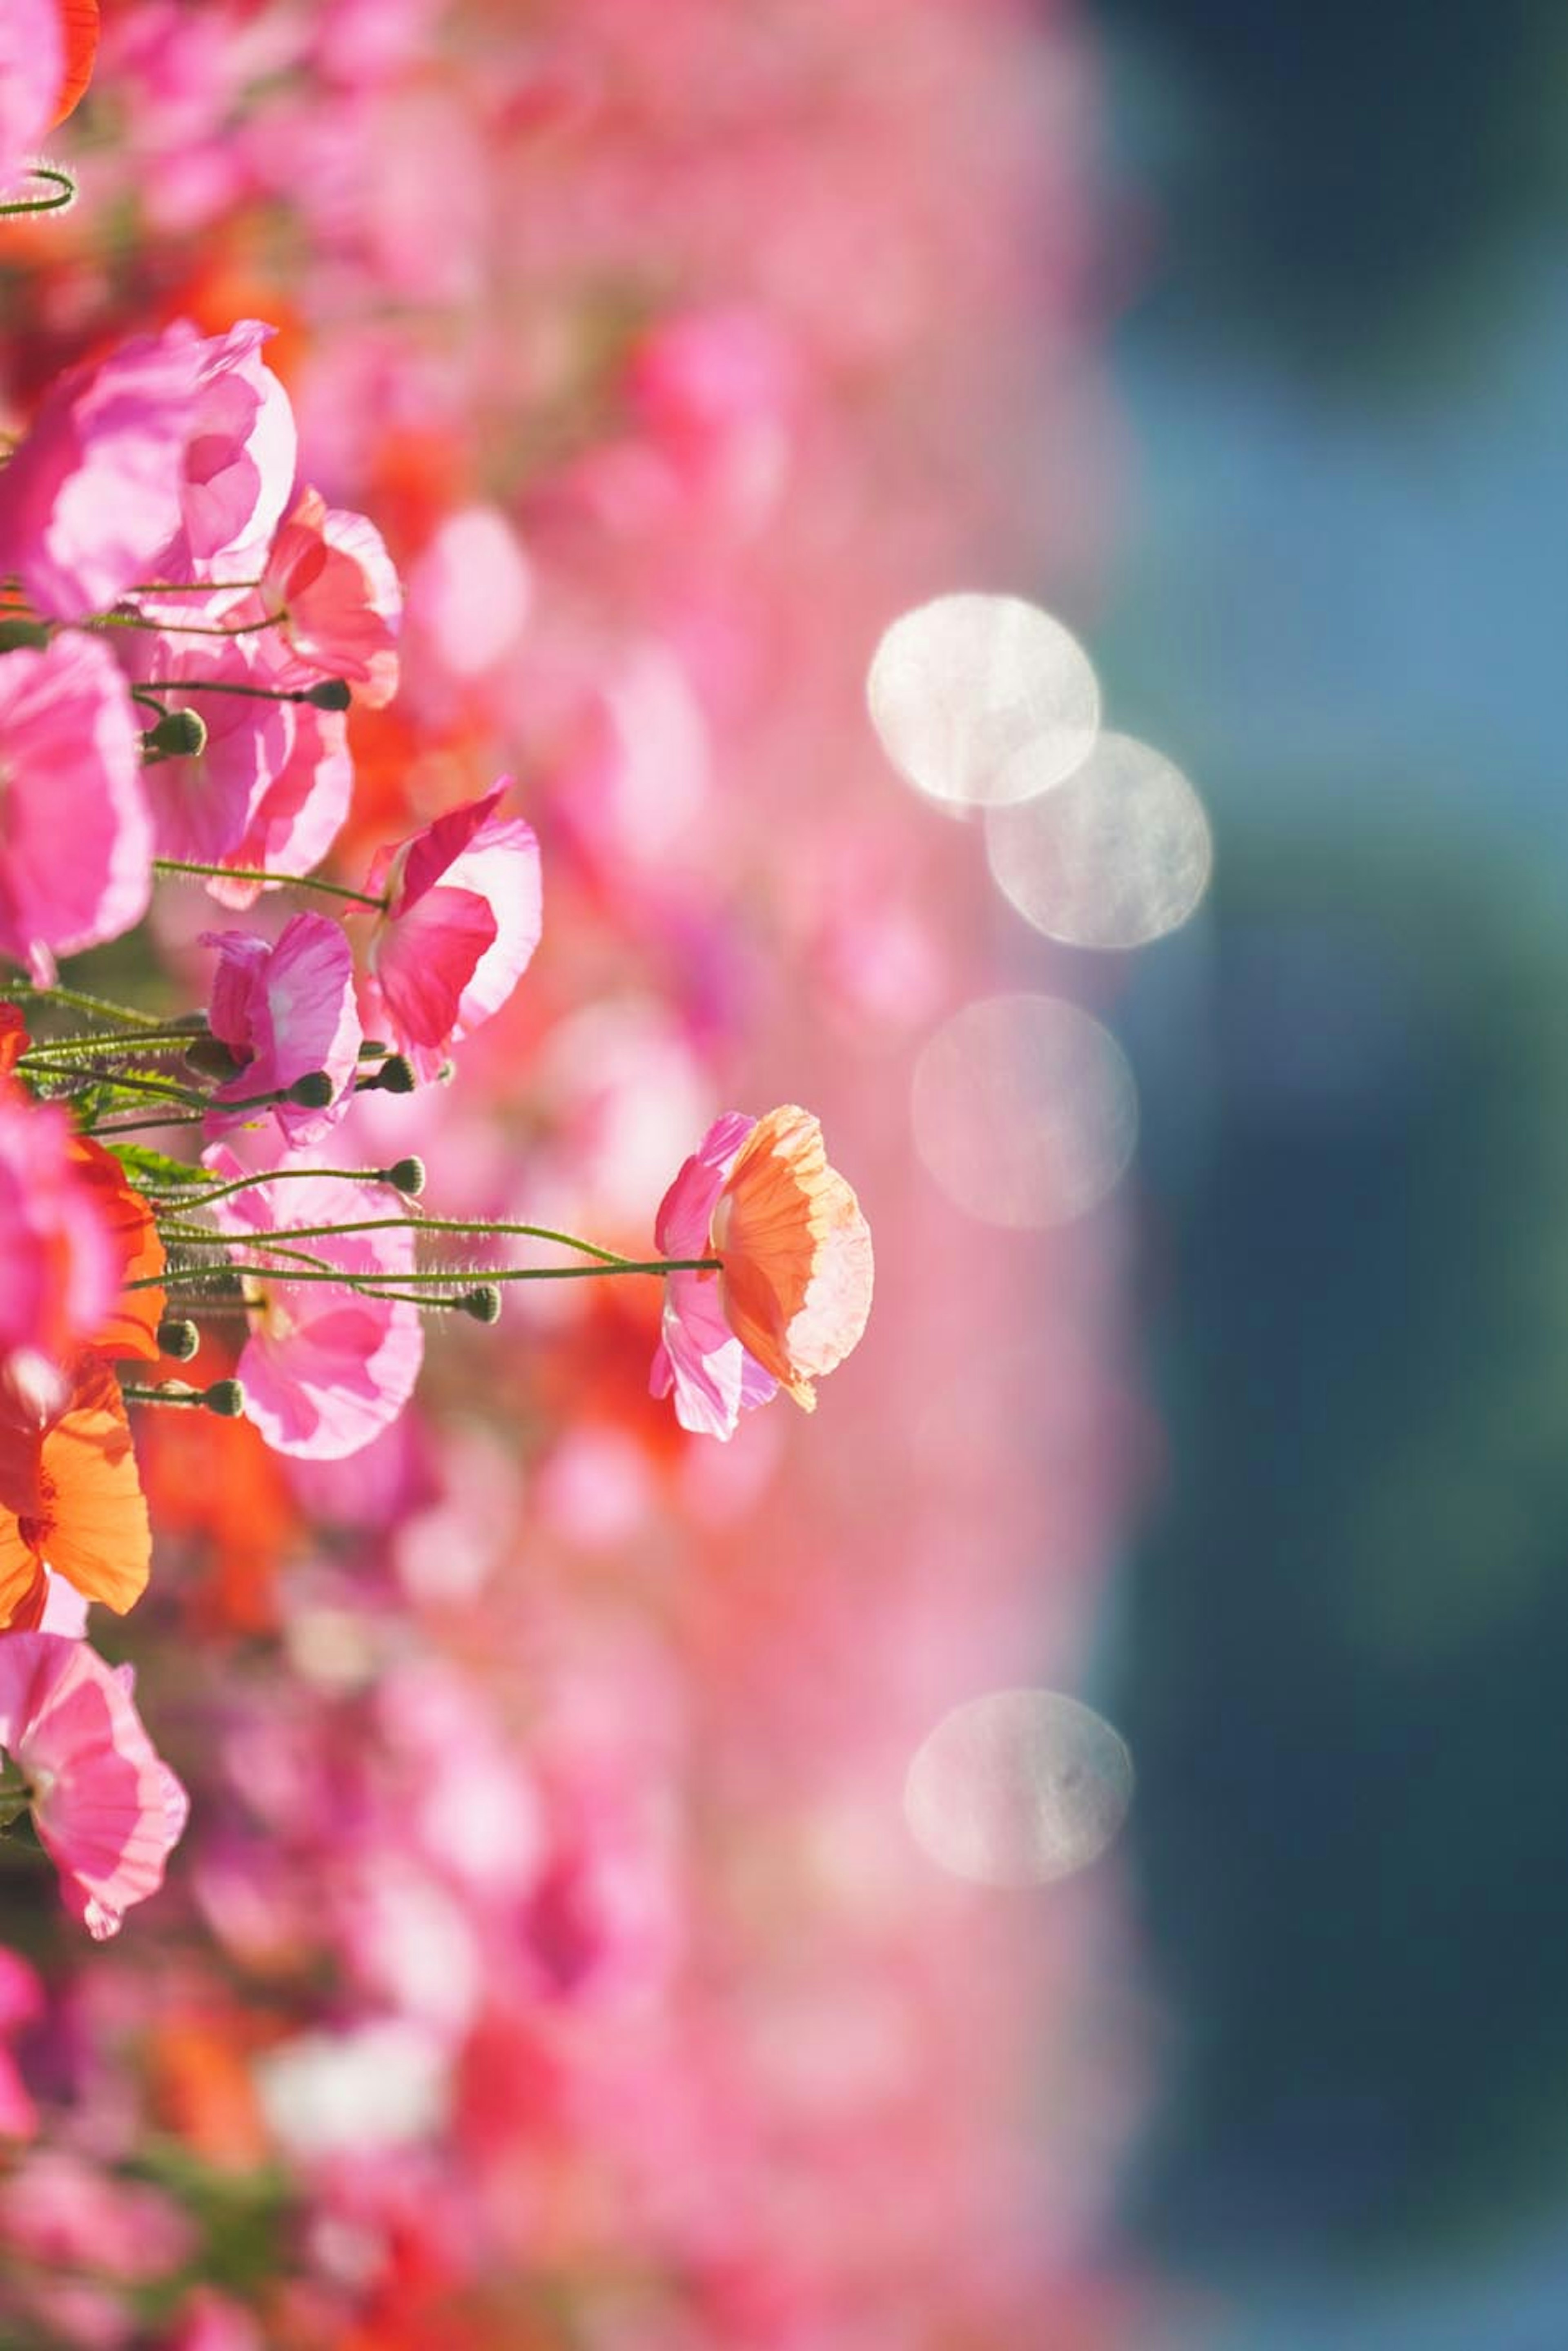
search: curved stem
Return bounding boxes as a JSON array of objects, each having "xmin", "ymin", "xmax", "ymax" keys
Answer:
[{"xmin": 0, "ymin": 166, "xmax": 75, "ymax": 219}]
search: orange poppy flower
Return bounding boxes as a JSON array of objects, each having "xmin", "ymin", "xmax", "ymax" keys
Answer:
[
  {"xmin": 0, "ymin": 1353, "xmax": 151, "ymax": 1629},
  {"xmin": 712, "ymin": 1105, "xmax": 874, "ymax": 1410},
  {"xmin": 49, "ymin": 0, "xmax": 100, "ymax": 127}
]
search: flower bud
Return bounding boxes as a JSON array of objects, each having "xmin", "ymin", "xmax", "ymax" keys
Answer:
[
  {"xmin": 384, "ymin": 1156, "xmax": 425, "ymax": 1196},
  {"xmin": 201, "ymin": 1378, "xmax": 245, "ymax": 1417},
  {"xmin": 303, "ymin": 677, "xmax": 352, "ymax": 712},
  {"xmin": 365, "ymin": 1053, "xmax": 416, "ymax": 1095},
  {"xmin": 285, "ymin": 1069, "xmax": 335, "ymax": 1109},
  {"xmin": 156, "ymin": 1318, "xmax": 200, "ymax": 1363},
  {"xmin": 460, "ymin": 1285, "xmax": 503, "ymax": 1325},
  {"xmin": 143, "ymin": 706, "xmax": 209, "ymax": 759}
]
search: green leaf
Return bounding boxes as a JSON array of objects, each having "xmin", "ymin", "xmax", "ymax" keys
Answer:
[{"xmin": 100, "ymin": 1141, "xmax": 206, "ymax": 1192}]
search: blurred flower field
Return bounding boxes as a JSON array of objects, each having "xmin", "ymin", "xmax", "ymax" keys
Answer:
[{"xmin": 0, "ymin": 4, "xmax": 1159, "ymax": 2344}]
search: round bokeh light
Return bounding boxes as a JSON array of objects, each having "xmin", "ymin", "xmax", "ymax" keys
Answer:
[{"xmin": 867, "ymin": 591, "xmax": 1100, "ymax": 811}]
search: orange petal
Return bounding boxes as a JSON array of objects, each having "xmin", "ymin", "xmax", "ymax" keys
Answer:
[
  {"xmin": 49, "ymin": 0, "xmax": 100, "ymax": 126},
  {"xmin": 715, "ymin": 1107, "xmax": 873, "ymax": 1408},
  {"xmin": 0, "ymin": 1357, "xmax": 151, "ymax": 1621},
  {"xmin": 70, "ymin": 1140, "xmax": 167, "ymax": 1363}
]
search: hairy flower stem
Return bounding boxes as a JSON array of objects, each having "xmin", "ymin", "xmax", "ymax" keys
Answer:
[{"xmin": 151, "ymin": 857, "xmax": 387, "ymax": 911}]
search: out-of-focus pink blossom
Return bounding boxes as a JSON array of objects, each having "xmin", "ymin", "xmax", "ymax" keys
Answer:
[
  {"xmin": 627, "ymin": 307, "xmax": 798, "ymax": 529},
  {"xmin": 0, "ymin": 1634, "xmax": 189, "ymax": 1940},
  {"xmin": 405, "ymin": 504, "xmax": 532, "ymax": 683},
  {"xmin": 206, "ymin": 1152, "xmax": 423, "ymax": 1459},
  {"xmin": 0, "ymin": 633, "xmax": 150, "ymax": 983},
  {"xmin": 0, "ymin": 2147, "xmax": 196, "ymax": 2279},
  {"xmin": 258, "ymin": 487, "xmax": 401, "ymax": 707},
  {"xmin": 203, "ymin": 912, "xmax": 362, "ymax": 1145},
  {"xmin": 360, "ymin": 784, "xmax": 542, "ymax": 1080},
  {"xmin": 0, "ymin": 0, "xmax": 63, "ymax": 195},
  {"xmin": 0, "ymin": 1946, "xmax": 41, "ymax": 2141}
]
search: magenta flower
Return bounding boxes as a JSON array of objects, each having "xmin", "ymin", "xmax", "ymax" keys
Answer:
[
  {"xmin": 0, "ymin": 1633, "xmax": 189, "ymax": 1941},
  {"xmin": 203, "ymin": 912, "xmax": 363, "ymax": 1146},
  {"xmin": 207, "ymin": 1153, "xmax": 424, "ymax": 1459},
  {"xmin": 0, "ymin": 632, "xmax": 151, "ymax": 984},
  {"xmin": 360, "ymin": 784, "xmax": 543, "ymax": 1080}
]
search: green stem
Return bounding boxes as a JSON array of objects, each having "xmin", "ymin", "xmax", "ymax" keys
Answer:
[
  {"xmin": 131, "ymin": 675, "xmax": 322, "ymax": 708},
  {"xmin": 152, "ymin": 857, "xmax": 385, "ymax": 912},
  {"xmin": 104, "ymin": 608, "xmax": 278, "ymax": 639},
  {"xmin": 2, "ymin": 983, "xmax": 167, "ymax": 1030},
  {"xmin": 156, "ymin": 1213, "xmax": 655, "ymax": 1267},
  {"xmin": 0, "ymin": 166, "xmax": 75, "ymax": 219},
  {"xmin": 127, "ymin": 579, "xmax": 267, "ymax": 596},
  {"xmin": 127, "ymin": 1256, "xmax": 720, "ymax": 1294},
  {"xmin": 153, "ymin": 1163, "xmax": 407, "ymax": 1212},
  {"xmin": 17, "ymin": 1026, "xmax": 205, "ymax": 1062}
]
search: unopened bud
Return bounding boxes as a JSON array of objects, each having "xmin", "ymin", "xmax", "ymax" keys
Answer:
[
  {"xmin": 183, "ymin": 1035, "xmax": 243, "ymax": 1079},
  {"xmin": 201, "ymin": 1378, "xmax": 245, "ymax": 1417},
  {"xmin": 286, "ymin": 1069, "xmax": 335, "ymax": 1108},
  {"xmin": 144, "ymin": 706, "xmax": 208, "ymax": 759},
  {"xmin": 384, "ymin": 1156, "xmax": 425, "ymax": 1196},
  {"xmin": 367, "ymin": 1053, "xmax": 416, "ymax": 1095},
  {"xmin": 460, "ymin": 1285, "xmax": 503, "ymax": 1325},
  {"xmin": 304, "ymin": 677, "xmax": 352, "ymax": 712},
  {"xmin": 156, "ymin": 1318, "xmax": 200, "ymax": 1363}
]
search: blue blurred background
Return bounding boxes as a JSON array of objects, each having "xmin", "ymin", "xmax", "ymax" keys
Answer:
[{"xmin": 1084, "ymin": 2, "xmax": 1568, "ymax": 2340}]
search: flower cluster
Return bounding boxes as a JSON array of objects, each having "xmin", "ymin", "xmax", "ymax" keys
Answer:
[{"xmin": 0, "ymin": 2, "xmax": 1132, "ymax": 2346}]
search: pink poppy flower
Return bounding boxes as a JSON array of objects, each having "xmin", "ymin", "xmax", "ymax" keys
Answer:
[
  {"xmin": 135, "ymin": 635, "xmax": 294, "ymax": 868},
  {"xmin": 651, "ymin": 1107, "xmax": 873, "ymax": 1438},
  {"xmin": 156, "ymin": 318, "xmax": 297, "ymax": 577},
  {"xmin": 0, "ymin": 318, "xmax": 293, "ymax": 619},
  {"xmin": 201, "ymin": 704, "xmax": 353, "ymax": 911},
  {"xmin": 0, "ymin": 632, "xmax": 151, "ymax": 984},
  {"xmin": 0, "ymin": 1632, "xmax": 189, "ymax": 1940},
  {"xmin": 256, "ymin": 485, "xmax": 401, "ymax": 707},
  {"xmin": 203, "ymin": 912, "xmax": 363, "ymax": 1146},
  {"xmin": 206, "ymin": 1151, "xmax": 423, "ymax": 1459},
  {"xmin": 359, "ymin": 784, "xmax": 543, "ymax": 1080}
]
